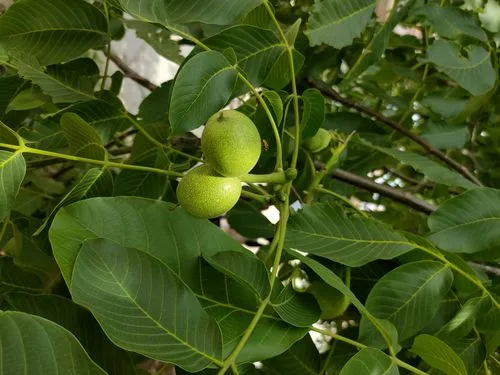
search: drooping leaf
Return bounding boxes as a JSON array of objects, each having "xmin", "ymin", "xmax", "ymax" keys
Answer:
[
  {"xmin": 360, "ymin": 139, "xmax": 477, "ymax": 189},
  {"xmin": 438, "ymin": 296, "xmax": 490, "ymax": 339},
  {"xmin": 410, "ymin": 334, "xmax": 467, "ymax": 375},
  {"xmin": 169, "ymin": 51, "xmax": 237, "ymax": 133},
  {"xmin": 359, "ymin": 261, "xmax": 453, "ymax": 342},
  {"xmin": 305, "ymin": 0, "xmax": 376, "ymax": 48},
  {"xmin": 428, "ymin": 188, "xmax": 500, "ymax": 253},
  {"xmin": 49, "ymin": 197, "xmax": 307, "ymax": 364},
  {"xmin": 264, "ymin": 335, "xmax": 320, "ymax": 375},
  {"xmin": 5, "ymin": 293, "xmax": 139, "ymax": 375},
  {"xmin": 425, "ymin": 40, "xmax": 496, "ymax": 96},
  {"xmin": 285, "ymin": 202, "xmax": 413, "ymax": 267},
  {"xmin": 339, "ymin": 348, "xmax": 399, "ymax": 375},
  {"xmin": 0, "ymin": 75, "xmax": 25, "ymax": 119},
  {"xmin": 202, "ymin": 25, "xmax": 286, "ymax": 86},
  {"xmin": 119, "ymin": 0, "xmax": 261, "ymax": 26},
  {"xmin": 301, "ymin": 88, "xmax": 325, "ymax": 139},
  {"xmin": 0, "ymin": 0, "xmax": 108, "ymax": 65},
  {"xmin": 412, "ymin": 5, "xmax": 487, "ymax": 41},
  {"xmin": 60, "ymin": 113, "xmax": 107, "ymax": 160},
  {"xmin": 226, "ymin": 200, "xmax": 274, "ymax": 239},
  {"xmin": 5, "ymin": 87, "xmax": 49, "ymax": 113},
  {"xmin": 0, "ymin": 150, "xmax": 26, "ymax": 221},
  {"xmin": 16, "ymin": 57, "xmax": 98, "ymax": 103},
  {"xmin": 71, "ymin": 239, "xmax": 223, "ymax": 372}
]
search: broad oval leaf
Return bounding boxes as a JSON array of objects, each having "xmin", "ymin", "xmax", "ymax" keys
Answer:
[
  {"xmin": 202, "ymin": 25, "xmax": 286, "ymax": 86},
  {"xmin": 305, "ymin": 0, "xmax": 376, "ymax": 48},
  {"xmin": 0, "ymin": 310, "xmax": 105, "ymax": 374},
  {"xmin": 0, "ymin": 0, "xmax": 108, "ymax": 66},
  {"xmin": 359, "ymin": 261, "xmax": 453, "ymax": 342},
  {"xmin": 410, "ymin": 334, "xmax": 467, "ymax": 375},
  {"xmin": 285, "ymin": 202, "xmax": 413, "ymax": 267},
  {"xmin": 71, "ymin": 239, "xmax": 223, "ymax": 372},
  {"xmin": 425, "ymin": 40, "xmax": 496, "ymax": 96},
  {"xmin": 49, "ymin": 197, "xmax": 307, "ymax": 363},
  {"xmin": 428, "ymin": 188, "xmax": 500, "ymax": 253},
  {"xmin": 0, "ymin": 150, "xmax": 26, "ymax": 221},
  {"xmin": 340, "ymin": 348, "xmax": 399, "ymax": 375},
  {"xmin": 169, "ymin": 51, "xmax": 237, "ymax": 133},
  {"xmin": 119, "ymin": 0, "xmax": 261, "ymax": 26}
]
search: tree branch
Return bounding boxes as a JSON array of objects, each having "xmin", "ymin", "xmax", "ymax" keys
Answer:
[
  {"xmin": 107, "ymin": 52, "xmax": 158, "ymax": 91},
  {"xmin": 331, "ymin": 168, "xmax": 436, "ymax": 214},
  {"xmin": 307, "ymin": 78, "xmax": 483, "ymax": 186}
]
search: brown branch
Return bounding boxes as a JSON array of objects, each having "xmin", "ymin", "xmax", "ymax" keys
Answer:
[
  {"xmin": 469, "ymin": 262, "xmax": 500, "ymax": 277},
  {"xmin": 331, "ymin": 168, "xmax": 436, "ymax": 214},
  {"xmin": 107, "ymin": 52, "xmax": 158, "ymax": 91},
  {"xmin": 307, "ymin": 77, "xmax": 483, "ymax": 186}
]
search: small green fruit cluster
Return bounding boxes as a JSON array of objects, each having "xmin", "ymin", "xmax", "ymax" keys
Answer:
[{"xmin": 177, "ymin": 110, "xmax": 261, "ymax": 219}]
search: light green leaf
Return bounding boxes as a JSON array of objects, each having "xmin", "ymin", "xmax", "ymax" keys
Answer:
[
  {"xmin": 428, "ymin": 188, "xmax": 500, "ymax": 253},
  {"xmin": 438, "ymin": 296, "xmax": 490, "ymax": 339},
  {"xmin": 410, "ymin": 334, "xmax": 467, "ymax": 375},
  {"xmin": 6, "ymin": 87, "xmax": 49, "ymax": 112},
  {"xmin": 301, "ymin": 88, "xmax": 325, "ymax": 139},
  {"xmin": 305, "ymin": 0, "xmax": 376, "ymax": 48},
  {"xmin": 340, "ymin": 348, "xmax": 399, "ymax": 375},
  {"xmin": 0, "ymin": 150, "xmax": 26, "ymax": 221},
  {"xmin": 421, "ymin": 120, "xmax": 468, "ymax": 149},
  {"xmin": 16, "ymin": 57, "xmax": 98, "ymax": 103},
  {"xmin": 126, "ymin": 20, "xmax": 184, "ymax": 64},
  {"xmin": 425, "ymin": 40, "xmax": 496, "ymax": 96},
  {"xmin": 360, "ymin": 138, "xmax": 477, "ymax": 189},
  {"xmin": 0, "ymin": 0, "xmax": 108, "ymax": 66},
  {"xmin": 359, "ymin": 261, "xmax": 453, "ymax": 342},
  {"xmin": 60, "ymin": 113, "xmax": 107, "ymax": 160},
  {"xmin": 285, "ymin": 201, "xmax": 413, "ymax": 267},
  {"xmin": 49, "ymin": 197, "xmax": 307, "ymax": 364},
  {"xmin": 202, "ymin": 25, "xmax": 286, "ymax": 86},
  {"xmin": 412, "ymin": 4, "xmax": 487, "ymax": 41},
  {"xmin": 169, "ymin": 51, "xmax": 237, "ymax": 133},
  {"xmin": 421, "ymin": 95, "xmax": 468, "ymax": 118},
  {"xmin": 5, "ymin": 293, "xmax": 138, "ymax": 375},
  {"xmin": 34, "ymin": 168, "xmax": 111, "ymax": 236},
  {"xmin": 264, "ymin": 336, "xmax": 320, "ymax": 375},
  {"xmin": 205, "ymin": 251, "xmax": 270, "ymax": 298},
  {"xmin": 0, "ymin": 310, "xmax": 105, "ymax": 374},
  {"xmin": 71, "ymin": 239, "xmax": 222, "ymax": 372},
  {"xmin": 118, "ymin": 0, "xmax": 260, "ymax": 26}
]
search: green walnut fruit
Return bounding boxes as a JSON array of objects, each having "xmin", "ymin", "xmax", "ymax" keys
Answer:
[
  {"xmin": 303, "ymin": 128, "xmax": 331, "ymax": 153},
  {"xmin": 177, "ymin": 164, "xmax": 241, "ymax": 219},
  {"xmin": 202, "ymin": 110, "xmax": 261, "ymax": 177}
]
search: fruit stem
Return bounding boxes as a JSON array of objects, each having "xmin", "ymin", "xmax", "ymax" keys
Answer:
[{"xmin": 241, "ymin": 172, "xmax": 288, "ymax": 184}]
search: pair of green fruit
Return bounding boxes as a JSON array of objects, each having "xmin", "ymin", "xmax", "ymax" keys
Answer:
[{"xmin": 177, "ymin": 110, "xmax": 261, "ymax": 219}]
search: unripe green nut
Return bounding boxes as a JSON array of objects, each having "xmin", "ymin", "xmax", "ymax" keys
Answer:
[
  {"xmin": 303, "ymin": 128, "xmax": 332, "ymax": 153},
  {"xmin": 202, "ymin": 110, "xmax": 261, "ymax": 177},
  {"xmin": 177, "ymin": 164, "xmax": 241, "ymax": 219}
]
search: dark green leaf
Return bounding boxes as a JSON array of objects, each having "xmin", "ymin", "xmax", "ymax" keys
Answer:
[
  {"xmin": 438, "ymin": 296, "xmax": 490, "ymax": 339},
  {"xmin": 226, "ymin": 200, "xmax": 274, "ymax": 239},
  {"xmin": 169, "ymin": 51, "xmax": 237, "ymax": 133},
  {"xmin": 0, "ymin": 75, "xmax": 25, "ymax": 119},
  {"xmin": 305, "ymin": 0, "xmax": 376, "ymax": 48},
  {"xmin": 412, "ymin": 5, "xmax": 487, "ymax": 41},
  {"xmin": 410, "ymin": 334, "xmax": 467, "ymax": 375},
  {"xmin": 0, "ymin": 257, "xmax": 43, "ymax": 295},
  {"xmin": 359, "ymin": 261, "xmax": 453, "ymax": 342},
  {"xmin": 0, "ymin": 150, "xmax": 26, "ymax": 221},
  {"xmin": 428, "ymin": 188, "xmax": 500, "ymax": 253},
  {"xmin": 270, "ymin": 284, "xmax": 320, "ymax": 327},
  {"xmin": 61, "ymin": 113, "xmax": 107, "ymax": 159},
  {"xmin": 449, "ymin": 337, "xmax": 486, "ymax": 375},
  {"xmin": 0, "ymin": 310, "xmax": 106, "ymax": 374},
  {"xmin": 425, "ymin": 40, "xmax": 496, "ymax": 96},
  {"xmin": 421, "ymin": 120, "xmax": 468, "ymax": 149},
  {"xmin": 285, "ymin": 202, "xmax": 413, "ymax": 267},
  {"xmin": 71, "ymin": 239, "xmax": 223, "ymax": 372},
  {"xmin": 301, "ymin": 89, "xmax": 325, "ymax": 139},
  {"xmin": 0, "ymin": 0, "xmax": 108, "ymax": 65},
  {"xmin": 340, "ymin": 348, "xmax": 398, "ymax": 375},
  {"xmin": 264, "ymin": 336, "xmax": 320, "ymax": 375}
]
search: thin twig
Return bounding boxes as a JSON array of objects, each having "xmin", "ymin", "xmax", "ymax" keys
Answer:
[
  {"xmin": 307, "ymin": 78, "xmax": 483, "ymax": 186},
  {"xmin": 107, "ymin": 52, "xmax": 158, "ymax": 91},
  {"xmin": 469, "ymin": 262, "xmax": 500, "ymax": 277},
  {"xmin": 331, "ymin": 169, "xmax": 436, "ymax": 214}
]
